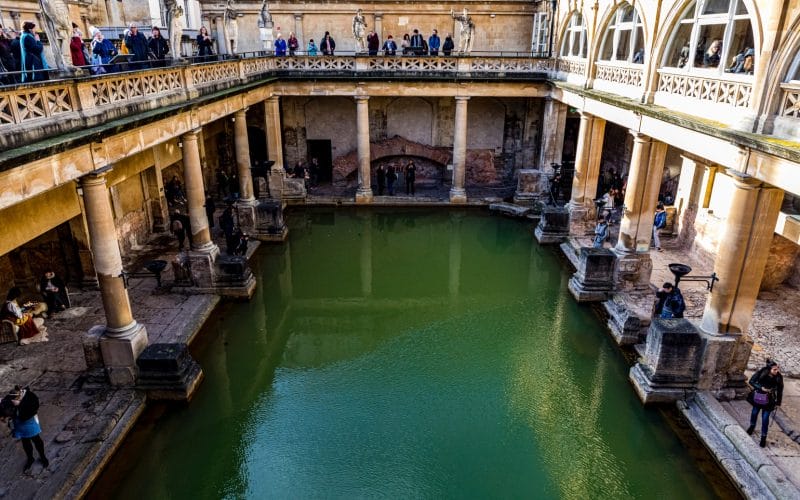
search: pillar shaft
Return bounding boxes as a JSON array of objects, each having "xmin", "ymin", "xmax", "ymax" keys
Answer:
[
  {"xmin": 701, "ymin": 174, "xmax": 783, "ymax": 335},
  {"xmin": 673, "ymin": 156, "xmax": 705, "ymax": 242},
  {"xmin": 215, "ymin": 17, "xmax": 228, "ymax": 55},
  {"xmin": 701, "ymin": 165, "xmax": 719, "ymax": 209},
  {"xmin": 265, "ymin": 97, "xmax": 284, "ymax": 172},
  {"xmin": 450, "ymin": 96, "xmax": 469, "ymax": 203},
  {"xmin": 615, "ymin": 133, "xmax": 667, "ymax": 253},
  {"xmin": 234, "ymin": 109, "xmax": 255, "ymax": 202},
  {"xmin": 182, "ymin": 130, "xmax": 213, "ymax": 250},
  {"xmin": 538, "ymin": 98, "xmax": 567, "ymax": 173},
  {"xmin": 355, "ymin": 96, "xmax": 373, "ymax": 203},
  {"xmin": 80, "ymin": 173, "xmax": 135, "ymax": 333},
  {"xmin": 569, "ymin": 112, "xmax": 606, "ymax": 210}
]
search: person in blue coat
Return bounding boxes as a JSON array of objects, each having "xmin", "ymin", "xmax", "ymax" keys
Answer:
[
  {"xmin": 19, "ymin": 21, "xmax": 47, "ymax": 82},
  {"xmin": 428, "ymin": 29, "xmax": 441, "ymax": 56},
  {"xmin": 653, "ymin": 203, "xmax": 667, "ymax": 251},
  {"xmin": 125, "ymin": 24, "xmax": 149, "ymax": 68},
  {"xmin": 274, "ymin": 33, "xmax": 287, "ymax": 56}
]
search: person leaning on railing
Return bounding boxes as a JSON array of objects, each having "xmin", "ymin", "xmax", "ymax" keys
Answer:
[
  {"xmin": 90, "ymin": 29, "xmax": 117, "ymax": 74},
  {"xmin": 197, "ymin": 26, "xmax": 214, "ymax": 59},
  {"xmin": 19, "ymin": 21, "xmax": 48, "ymax": 83},
  {"xmin": 0, "ymin": 28, "xmax": 19, "ymax": 84}
]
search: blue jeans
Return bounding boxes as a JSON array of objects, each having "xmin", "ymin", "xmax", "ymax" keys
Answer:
[{"xmin": 750, "ymin": 406, "xmax": 772, "ymax": 437}]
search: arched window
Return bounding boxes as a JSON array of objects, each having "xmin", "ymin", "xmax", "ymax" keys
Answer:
[
  {"xmin": 599, "ymin": 3, "xmax": 645, "ymax": 64},
  {"xmin": 663, "ymin": 0, "xmax": 754, "ymax": 75},
  {"xmin": 560, "ymin": 12, "xmax": 587, "ymax": 58}
]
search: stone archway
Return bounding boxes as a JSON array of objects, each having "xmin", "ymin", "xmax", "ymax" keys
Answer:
[{"xmin": 333, "ymin": 136, "xmax": 452, "ymax": 186}]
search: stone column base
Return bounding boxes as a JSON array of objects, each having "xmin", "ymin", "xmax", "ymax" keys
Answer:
[
  {"xmin": 449, "ymin": 188, "xmax": 467, "ymax": 204},
  {"xmin": 96, "ymin": 322, "xmax": 149, "ymax": 386},
  {"xmin": 567, "ymin": 204, "xmax": 593, "ymax": 236},
  {"xmin": 268, "ymin": 170, "xmax": 285, "ymax": 200},
  {"xmin": 355, "ymin": 189, "xmax": 373, "ymax": 204},
  {"xmin": 603, "ymin": 291, "xmax": 654, "ymax": 345},
  {"xmin": 235, "ymin": 200, "xmax": 257, "ymax": 234},
  {"xmin": 534, "ymin": 206, "xmax": 570, "ymax": 244},
  {"xmin": 187, "ymin": 245, "xmax": 221, "ymax": 289},
  {"xmin": 630, "ymin": 318, "xmax": 702, "ymax": 404},
  {"xmin": 568, "ymin": 247, "xmax": 616, "ymax": 302},
  {"xmin": 612, "ymin": 250, "xmax": 653, "ymax": 291},
  {"xmin": 695, "ymin": 331, "xmax": 752, "ymax": 400},
  {"xmin": 513, "ymin": 169, "xmax": 544, "ymax": 207}
]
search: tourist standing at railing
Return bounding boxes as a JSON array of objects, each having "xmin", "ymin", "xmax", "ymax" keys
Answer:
[
  {"xmin": 401, "ymin": 34, "xmax": 410, "ymax": 55},
  {"xmin": 410, "ymin": 29, "xmax": 424, "ymax": 56},
  {"xmin": 148, "ymin": 27, "xmax": 169, "ymax": 67},
  {"xmin": 307, "ymin": 39, "xmax": 318, "ymax": 56},
  {"xmin": 320, "ymin": 32, "xmax": 335, "ymax": 55},
  {"xmin": 20, "ymin": 21, "xmax": 48, "ymax": 83},
  {"xmin": 288, "ymin": 32, "xmax": 299, "ymax": 56},
  {"xmin": 90, "ymin": 30, "xmax": 117, "ymax": 74},
  {"xmin": 274, "ymin": 32, "xmax": 287, "ymax": 56},
  {"xmin": 442, "ymin": 34, "xmax": 454, "ymax": 56},
  {"xmin": 197, "ymin": 26, "xmax": 214, "ymax": 59},
  {"xmin": 382, "ymin": 35, "xmax": 396, "ymax": 56},
  {"xmin": 125, "ymin": 24, "xmax": 149, "ymax": 69},
  {"xmin": 428, "ymin": 30, "xmax": 440, "ymax": 56},
  {"xmin": 367, "ymin": 30, "xmax": 379, "ymax": 56},
  {"xmin": 69, "ymin": 26, "xmax": 88, "ymax": 66},
  {"xmin": 0, "ymin": 29, "xmax": 18, "ymax": 84}
]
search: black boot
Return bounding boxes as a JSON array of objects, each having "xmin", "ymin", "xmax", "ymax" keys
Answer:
[
  {"xmin": 23, "ymin": 457, "xmax": 34, "ymax": 472},
  {"xmin": 40, "ymin": 457, "xmax": 49, "ymax": 468},
  {"xmin": 760, "ymin": 436, "xmax": 767, "ymax": 448},
  {"xmin": 746, "ymin": 425, "xmax": 755, "ymax": 435}
]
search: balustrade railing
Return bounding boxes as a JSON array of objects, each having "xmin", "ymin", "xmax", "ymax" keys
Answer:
[
  {"xmin": 594, "ymin": 62, "xmax": 644, "ymax": 88},
  {"xmin": 780, "ymin": 82, "xmax": 800, "ymax": 119},
  {"xmin": 656, "ymin": 68, "xmax": 753, "ymax": 109}
]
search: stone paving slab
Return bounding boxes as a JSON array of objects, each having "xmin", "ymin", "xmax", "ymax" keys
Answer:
[{"xmin": 0, "ymin": 246, "xmax": 222, "ymax": 499}]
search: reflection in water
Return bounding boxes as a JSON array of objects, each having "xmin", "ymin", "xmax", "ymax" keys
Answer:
[{"xmin": 94, "ymin": 209, "xmax": 715, "ymax": 499}]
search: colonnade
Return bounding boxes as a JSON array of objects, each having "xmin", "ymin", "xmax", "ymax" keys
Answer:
[{"xmin": 564, "ymin": 109, "xmax": 784, "ymax": 392}]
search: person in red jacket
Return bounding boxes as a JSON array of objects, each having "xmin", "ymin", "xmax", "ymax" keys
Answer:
[{"xmin": 69, "ymin": 25, "xmax": 87, "ymax": 66}]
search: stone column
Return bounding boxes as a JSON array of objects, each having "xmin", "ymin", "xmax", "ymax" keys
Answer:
[
  {"xmin": 701, "ymin": 165, "xmax": 719, "ymax": 209},
  {"xmin": 355, "ymin": 96, "xmax": 373, "ymax": 204},
  {"xmin": 81, "ymin": 172, "xmax": 148, "ymax": 386},
  {"xmin": 293, "ymin": 14, "xmax": 304, "ymax": 47},
  {"xmin": 374, "ymin": 14, "xmax": 383, "ymax": 39},
  {"xmin": 700, "ymin": 174, "xmax": 783, "ymax": 336},
  {"xmin": 613, "ymin": 133, "xmax": 667, "ymax": 289},
  {"xmin": 234, "ymin": 109, "xmax": 257, "ymax": 233},
  {"xmin": 215, "ymin": 16, "xmax": 228, "ymax": 55},
  {"xmin": 567, "ymin": 112, "xmax": 605, "ymax": 234},
  {"xmin": 450, "ymin": 96, "xmax": 469, "ymax": 204},
  {"xmin": 538, "ymin": 97, "xmax": 568, "ymax": 173},
  {"xmin": 265, "ymin": 96, "xmax": 285, "ymax": 199},
  {"xmin": 673, "ymin": 155, "xmax": 705, "ymax": 244}
]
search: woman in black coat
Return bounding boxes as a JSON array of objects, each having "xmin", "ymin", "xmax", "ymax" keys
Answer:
[
  {"xmin": 196, "ymin": 26, "xmax": 213, "ymax": 58},
  {"xmin": 746, "ymin": 360, "xmax": 783, "ymax": 448}
]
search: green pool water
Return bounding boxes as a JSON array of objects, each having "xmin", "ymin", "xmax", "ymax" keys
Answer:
[{"xmin": 95, "ymin": 208, "xmax": 720, "ymax": 499}]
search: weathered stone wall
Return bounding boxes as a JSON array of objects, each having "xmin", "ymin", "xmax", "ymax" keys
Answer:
[
  {"xmin": 112, "ymin": 174, "xmax": 150, "ymax": 255},
  {"xmin": 761, "ymin": 234, "xmax": 800, "ymax": 290},
  {"xmin": 282, "ymin": 95, "xmax": 539, "ymax": 184}
]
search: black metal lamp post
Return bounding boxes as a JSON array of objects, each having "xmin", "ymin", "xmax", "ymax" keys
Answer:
[{"xmin": 668, "ymin": 263, "xmax": 719, "ymax": 292}]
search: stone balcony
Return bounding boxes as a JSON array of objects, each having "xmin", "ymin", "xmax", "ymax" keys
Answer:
[{"xmin": 0, "ymin": 54, "xmax": 552, "ymax": 153}]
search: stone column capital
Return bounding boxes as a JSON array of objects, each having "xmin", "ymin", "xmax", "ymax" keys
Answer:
[
  {"xmin": 80, "ymin": 167, "xmax": 113, "ymax": 187},
  {"xmin": 182, "ymin": 128, "xmax": 202, "ymax": 142},
  {"xmin": 629, "ymin": 130, "xmax": 651, "ymax": 143},
  {"xmin": 454, "ymin": 96, "xmax": 471, "ymax": 102},
  {"xmin": 266, "ymin": 95, "xmax": 280, "ymax": 104},
  {"xmin": 354, "ymin": 95, "xmax": 370, "ymax": 102},
  {"xmin": 293, "ymin": 13, "xmax": 303, "ymax": 20},
  {"xmin": 234, "ymin": 108, "xmax": 248, "ymax": 119},
  {"xmin": 578, "ymin": 110, "xmax": 593, "ymax": 119},
  {"xmin": 728, "ymin": 170, "xmax": 763, "ymax": 190}
]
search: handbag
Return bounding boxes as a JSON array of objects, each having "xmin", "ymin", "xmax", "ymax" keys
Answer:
[{"xmin": 753, "ymin": 391, "xmax": 769, "ymax": 406}]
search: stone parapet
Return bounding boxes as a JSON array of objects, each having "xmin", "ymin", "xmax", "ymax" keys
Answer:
[
  {"xmin": 603, "ymin": 291, "xmax": 653, "ymax": 345},
  {"xmin": 568, "ymin": 247, "xmax": 616, "ymax": 302}
]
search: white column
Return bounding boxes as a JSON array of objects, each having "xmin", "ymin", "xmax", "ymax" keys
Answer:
[
  {"xmin": 450, "ymin": 96, "xmax": 469, "ymax": 203},
  {"xmin": 355, "ymin": 96, "xmax": 373, "ymax": 203}
]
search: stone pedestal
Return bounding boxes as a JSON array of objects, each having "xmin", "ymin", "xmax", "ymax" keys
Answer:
[
  {"xmin": 695, "ymin": 332, "xmax": 751, "ymax": 400},
  {"xmin": 187, "ymin": 246, "xmax": 220, "ymax": 289},
  {"xmin": 254, "ymin": 199, "xmax": 288, "ymax": 242},
  {"xmin": 513, "ymin": 169, "xmax": 544, "ymax": 206},
  {"xmin": 603, "ymin": 291, "xmax": 653, "ymax": 345},
  {"xmin": 98, "ymin": 323, "xmax": 149, "ymax": 386},
  {"xmin": 567, "ymin": 204, "xmax": 592, "ymax": 236},
  {"xmin": 214, "ymin": 255, "xmax": 257, "ymax": 298},
  {"xmin": 137, "ymin": 343, "xmax": 204, "ymax": 401},
  {"xmin": 568, "ymin": 247, "xmax": 616, "ymax": 302},
  {"xmin": 282, "ymin": 177, "xmax": 307, "ymax": 201},
  {"xmin": 534, "ymin": 206, "xmax": 570, "ymax": 244},
  {"xmin": 613, "ymin": 251, "xmax": 653, "ymax": 291},
  {"xmin": 268, "ymin": 169, "xmax": 285, "ymax": 199},
  {"xmin": 235, "ymin": 199, "xmax": 257, "ymax": 234},
  {"xmin": 630, "ymin": 318, "xmax": 703, "ymax": 404}
]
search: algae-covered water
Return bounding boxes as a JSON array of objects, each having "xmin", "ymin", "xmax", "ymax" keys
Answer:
[{"xmin": 93, "ymin": 208, "xmax": 719, "ymax": 499}]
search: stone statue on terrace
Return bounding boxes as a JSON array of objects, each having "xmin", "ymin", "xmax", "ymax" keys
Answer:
[
  {"xmin": 450, "ymin": 7, "xmax": 475, "ymax": 54},
  {"xmin": 223, "ymin": 0, "xmax": 239, "ymax": 54},
  {"xmin": 38, "ymin": 0, "xmax": 72, "ymax": 71},
  {"xmin": 164, "ymin": 0, "xmax": 184, "ymax": 59},
  {"xmin": 258, "ymin": 0, "xmax": 274, "ymax": 51},
  {"xmin": 352, "ymin": 9, "xmax": 367, "ymax": 53}
]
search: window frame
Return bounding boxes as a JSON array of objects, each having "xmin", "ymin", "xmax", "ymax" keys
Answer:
[
  {"xmin": 560, "ymin": 12, "xmax": 587, "ymax": 59},
  {"xmin": 532, "ymin": 12, "xmax": 549, "ymax": 55},
  {"xmin": 598, "ymin": 3, "xmax": 645, "ymax": 65}
]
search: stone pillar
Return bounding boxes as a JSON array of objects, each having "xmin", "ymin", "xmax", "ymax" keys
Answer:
[
  {"xmin": 450, "ymin": 96, "xmax": 469, "ymax": 204},
  {"xmin": 374, "ymin": 14, "xmax": 383, "ymax": 39},
  {"xmin": 68, "ymin": 207, "xmax": 98, "ymax": 288},
  {"xmin": 673, "ymin": 155, "xmax": 705, "ymax": 244},
  {"xmin": 355, "ymin": 96, "xmax": 373, "ymax": 204},
  {"xmin": 265, "ymin": 97, "xmax": 285, "ymax": 200},
  {"xmin": 234, "ymin": 109, "xmax": 257, "ymax": 233},
  {"xmin": 700, "ymin": 174, "xmax": 783, "ymax": 336},
  {"xmin": 293, "ymin": 14, "xmax": 304, "ymax": 47},
  {"xmin": 538, "ymin": 97, "xmax": 568, "ymax": 173},
  {"xmin": 81, "ymin": 172, "xmax": 148, "ymax": 386},
  {"xmin": 567, "ymin": 112, "xmax": 605, "ymax": 234},
  {"xmin": 143, "ymin": 166, "xmax": 169, "ymax": 233},
  {"xmin": 701, "ymin": 165, "xmax": 719, "ymax": 209},
  {"xmin": 535, "ymin": 206, "xmax": 570, "ymax": 244},
  {"xmin": 215, "ymin": 16, "xmax": 228, "ymax": 55},
  {"xmin": 568, "ymin": 247, "xmax": 617, "ymax": 302},
  {"xmin": 613, "ymin": 133, "xmax": 667, "ymax": 289}
]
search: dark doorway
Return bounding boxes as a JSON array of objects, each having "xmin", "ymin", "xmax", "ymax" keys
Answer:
[
  {"xmin": 307, "ymin": 140, "xmax": 333, "ymax": 184},
  {"xmin": 248, "ymin": 127, "xmax": 268, "ymax": 165}
]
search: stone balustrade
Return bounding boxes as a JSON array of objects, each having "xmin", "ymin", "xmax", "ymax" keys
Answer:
[
  {"xmin": 594, "ymin": 61, "xmax": 644, "ymax": 88},
  {"xmin": 779, "ymin": 82, "xmax": 800, "ymax": 119},
  {"xmin": 655, "ymin": 68, "xmax": 753, "ymax": 111}
]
